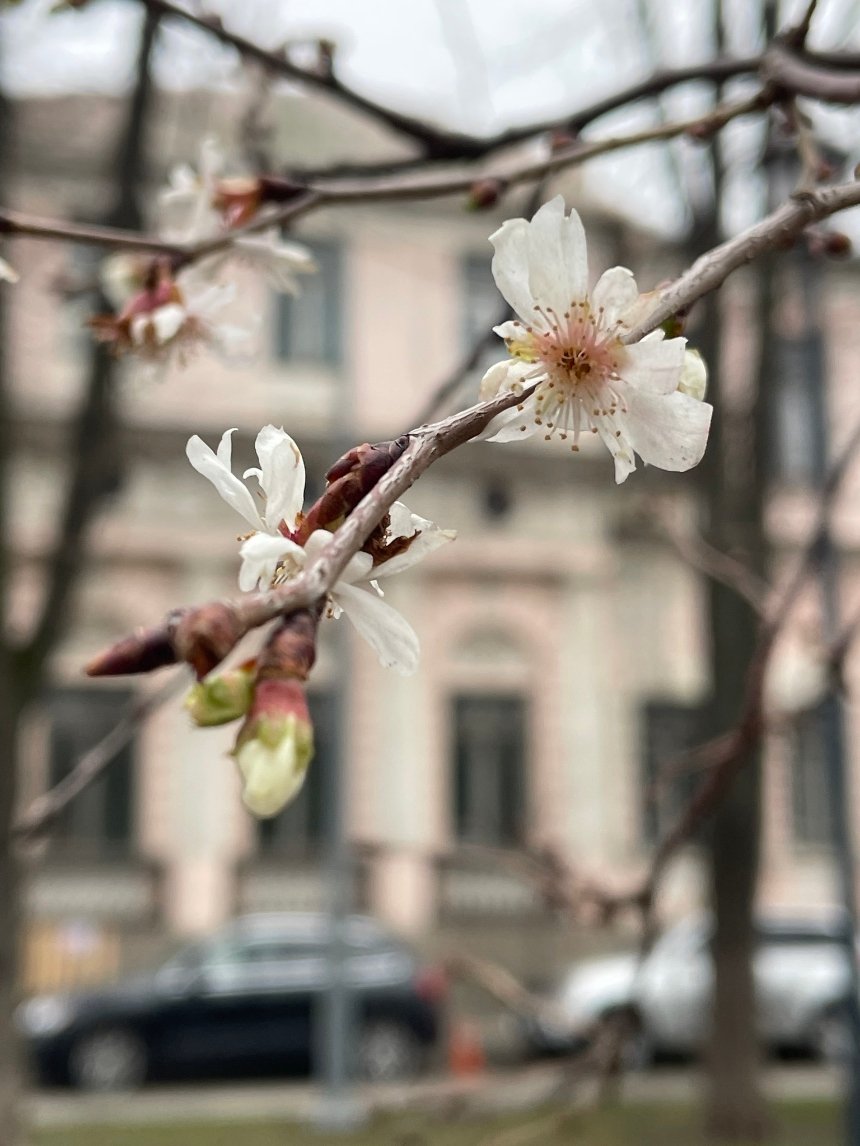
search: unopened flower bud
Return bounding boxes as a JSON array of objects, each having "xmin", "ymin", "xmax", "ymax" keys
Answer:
[
  {"xmin": 805, "ymin": 227, "xmax": 852, "ymax": 260},
  {"xmin": 678, "ymin": 348, "xmax": 707, "ymax": 402},
  {"xmin": 86, "ymin": 616, "xmax": 182, "ymax": 677},
  {"xmin": 466, "ymin": 179, "xmax": 505, "ymax": 211},
  {"xmin": 185, "ymin": 662, "xmax": 255, "ymax": 727},
  {"xmin": 212, "ymin": 177, "xmax": 264, "ymax": 228},
  {"xmin": 823, "ymin": 231, "xmax": 852, "ymax": 258},
  {"xmin": 233, "ymin": 679, "xmax": 314, "ymax": 817},
  {"xmin": 173, "ymin": 602, "xmax": 245, "ymax": 679}
]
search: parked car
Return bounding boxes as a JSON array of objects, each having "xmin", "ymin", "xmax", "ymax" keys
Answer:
[
  {"xmin": 19, "ymin": 912, "xmax": 447, "ymax": 1091},
  {"xmin": 522, "ymin": 913, "xmax": 856, "ymax": 1064}
]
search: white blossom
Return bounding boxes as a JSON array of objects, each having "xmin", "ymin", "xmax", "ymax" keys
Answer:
[
  {"xmin": 128, "ymin": 272, "xmax": 252, "ymax": 370},
  {"xmin": 479, "ymin": 196, "xmax": 712, "ymax": 484},
  {"xmin": 187, "ymin": 426, "xmax": 455, "ymax": 675},
  {"xmin": 158, "ymin": 136, "xmax": 224, "ymax": 244},
  {"xmin": 231, "ymin": 230, "xmax": 317, "ymax": 295}
]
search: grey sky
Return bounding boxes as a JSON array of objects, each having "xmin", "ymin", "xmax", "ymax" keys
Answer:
[{"xmin": 1, "ymin": 0, "xmax": 858, "ymax": 238}]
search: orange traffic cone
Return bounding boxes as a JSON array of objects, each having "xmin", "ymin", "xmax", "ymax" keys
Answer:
[{"xmin": 448, "ymin": 1018, "xmax": 486, "ymax": 1078}]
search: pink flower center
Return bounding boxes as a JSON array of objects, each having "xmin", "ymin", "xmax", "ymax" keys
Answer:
[{"xmin": 503, "ymin": 300, "xmax": 631, "ymax": 454}]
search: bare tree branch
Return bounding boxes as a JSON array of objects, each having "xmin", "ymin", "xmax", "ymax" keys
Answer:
[
  {"xmin": 622, "ymin": 180, "xmax": 860, "ymax": 343},
  {"xmin": 764, "ymin": 40, "xmax": 860, "ymax": 102},
  {"xmin": 86, "ymin": 173, "xmax": 860, "ymax": 681},
  {"xmin": 14, "ymin": 670, "xmax": 188, "ymax": 842},
  {"xmin": 657, "ymin": 512, "xmax": 770, "ymax": 614},
  {"xmin": 0, "ymin": 209, "xmax": 180, "ymax": 257},
  {"xmin": 0, "ymin": 87, "xmax": 774, "ymax": 273}
]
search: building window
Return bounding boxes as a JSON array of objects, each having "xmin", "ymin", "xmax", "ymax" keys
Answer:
[
  {"xmin": 790, "ymin": 705, "xmax": 831, "ymax": 847},
  {"xmin": 257, "ymin": 692, "xmax": 333, "ymax": 856},
  {"xmin": 461, "ymin": 254, "xmax": 503, "ymax": 374},
  {"xmin": 274, "ymin": 240, "xmax": 343, "ymax": 366},
  {"xmin": 769, "ymin": 331, "xmax": 826, "ymax": 487},
  {"xmin": 45, "ymin": 687, "xmax": 135, "ymax": 859},
  {"xmin": 452, "ymin": 693, "xmax": 527, "ymax": 847},
  {"xmin": 640, "ymin": 700, "xmax": 704, "ymax": 846}
]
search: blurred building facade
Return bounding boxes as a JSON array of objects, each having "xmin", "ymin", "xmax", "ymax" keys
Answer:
[{"xmin": 7, "ymin": 89, "xmax": 860, "ymax": 987}]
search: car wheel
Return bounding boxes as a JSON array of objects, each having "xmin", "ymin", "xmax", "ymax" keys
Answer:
[
  {"xmin": 68, "ymin": 1028, "xmax": 148, "ymax": 1092},
  {"xmin": 811, "ymin": 1009, "xmax": 850, "ymax": 1064},
  {"xmin": 357, "ymin": 1020, "xmax": 422, "ymax": 1082}
]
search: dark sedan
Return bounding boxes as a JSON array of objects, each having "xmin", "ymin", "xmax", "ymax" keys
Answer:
[{"xmin": 19, "ymin": 912, "xmax": 447, "ymax": 1091}]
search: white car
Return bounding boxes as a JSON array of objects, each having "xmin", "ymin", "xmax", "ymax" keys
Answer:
[{"xmin": 523, "ymin": 913, "xmax": 855, "ymax": 1063}]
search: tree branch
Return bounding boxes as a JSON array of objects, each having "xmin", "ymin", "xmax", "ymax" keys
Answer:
[
  {"xmin": 622, "ymin": 180, "xmax": 860, "ymax": 343},
  {"xmin": 764, "ymin": 41, "xmax": 860, "ymax": 103},
  {"xmin": 15, "ymin": 7, "xmax": 161, "ymax": 700},
  {"xmin": 14, "ymin": 670, "xmax": 187, "ymax": 842},
  {"xmin": 87, "ymin": 173, "xmax": 860, "ymax": 681},
  {"xmin": 0, "ymin": 88, "xmax": 777, "ymax": 271},
  {"xmin": 0, "ymin": 209, "xmax": 180, "ymax": 257}
]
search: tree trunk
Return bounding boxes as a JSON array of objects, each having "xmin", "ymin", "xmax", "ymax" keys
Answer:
[
  {"xmin": 0, "ymin": 15, "xmax": 159, "ymax": 1141},
  {"xmin": 701, "ymin": 246, "xmax": 775, "ymax": 1145},
  {"xmin": 0, "ymin": 685, "xmax": 23, "ymax": 1146}
]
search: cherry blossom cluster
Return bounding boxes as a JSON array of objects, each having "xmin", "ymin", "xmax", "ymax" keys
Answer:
[
  {"xmin": 89, "ymin": 140, "xmax": 316, "ymax": 376},
  {"xmin": 77, "ymin": 179, "xmax": 712, "ymax": 820},
  {"xmin": 182, "ymin": 426, "xmax": 455, "ymax": 815}
]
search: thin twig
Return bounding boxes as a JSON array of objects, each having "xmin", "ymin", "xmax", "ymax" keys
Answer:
[
  {"xmin": 15, "ymin": 670, "xmax": 188, "ymax": 842},
  {"xmin": 764, "ymin": 40, "xmax": 860, "ymax": 102},
  {"xmin": 658, "ymin": 513, "xmax": 769, "ymax": 614},
  {"xmin": 134, "ymin": 0, "xmax": 763, "ymax": 159},
  {"xmin": 0, "ymin": 209, "xmax": 180, "ymax": 258},
  {"xmin": 87, "ymin": 175, "xmax": 860, "ymax": 680},
  {"xmin": 1, "ymin": 89, "xmax": 773, "ymax": 272},
  {"xmin": 622, "ymin": 179, "xmax": 860, "ymax": 342},
  {"xmin": 636, "ymin": 412, "xmax": 860, "ymax": 910}
]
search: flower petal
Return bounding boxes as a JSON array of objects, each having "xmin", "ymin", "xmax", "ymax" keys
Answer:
[
  {"xmin": 490, "ymin": 217, "xmax": 537, "ymax": 323},
  {"xmin": 594, "ymin": 419, "xmax": 637, "ymax": 484},
  {"xmin": 247, "ymin": 425, "xmax": 306, "ymax": 532},
  {"xmin": 183, "ymin": 278, "xmax": 236, "ymax": 319},
  {"xmin": 0, "ymin": 257, "xmax": 19, "ymax": 284},
  {"xmin": 592, "ymin": 266, "xmax": 640, "ymax": 327},
  {"xmin": 237, "ymin": 533, "xmax": 304, "ymax": 591},
  {"xmin": 481, "ymin": 393, "xmax": 540, "ymax": 443},
  {"xmin": 621, "ymin": 333, "xmax": 686, "ymax": 396},
  {"xmin": 332, "ymin": 582, "xmax": 420, "ymax": 675},
  {"xmin": 150, "ymin": 303, "xmax": 187, "ymax": 345},
  {"xmin": 300, "ymin": 529, "xmax": 374, "ymax": 584},
  {"xmin": 479, "ymin": 357, "xmax": 536, "ymax": 401},
  {"xmin": 492, "ymin": 319, "xmax": 523, "ymax": 345},
  {"xmin": 387, "ymin": 501, "xmax": 417, "ymax": 539},
  {"xmin": 186, "ymin": 433, "xmax": 264, "ymax": 531},
  {"xmin": 216, "ymin": 427, "xmax": 236, "ymax": 468},
  {"xmin": 618, "ymin": 385, "xmax": 713, "ymax": 475},
  {"xmin": 373, "ymin": 523, "xmax": 456, "ymax": 580},
  {"xmin": 234, "ymin": 232, "xmax": 317, "ymax": 294},
  {"xmin": 525, "ymin": 195, "xmax": 588, "ymax": 316}
]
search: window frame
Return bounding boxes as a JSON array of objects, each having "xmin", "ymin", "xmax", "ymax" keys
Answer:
[
  {"xmin": 272, "ymin": 238, "xmax": 344, "ymax": 368},
  {"xmin": 451, "ymin": 691, "xmax": 528, "ymax": 849},
  {"xmin": 41, "ymin": 685, "xmax": 137, "ymax": 861}
]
